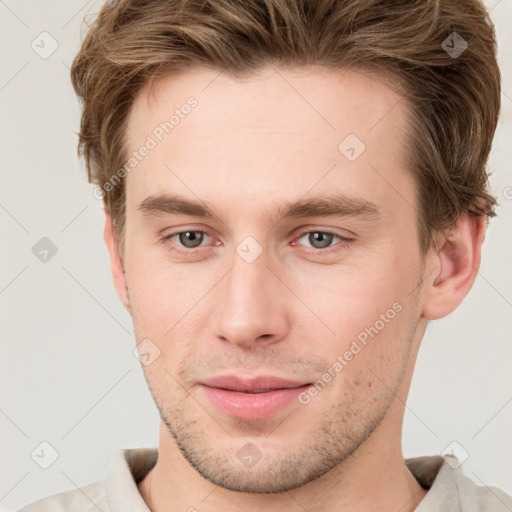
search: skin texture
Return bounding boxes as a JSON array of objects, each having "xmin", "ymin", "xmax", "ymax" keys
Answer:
[{"xmin": 104, "ymin": 66, "xmax": 485, "ymax": 511}]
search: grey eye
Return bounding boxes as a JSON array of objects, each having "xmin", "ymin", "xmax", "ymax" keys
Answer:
[
  {"xmin": 307, "ymin": 232, "xmax": 335, "ymax": 249},
  {"xmin": 178, "ymin": 231, "xmax": 205, "ymax": 248}
]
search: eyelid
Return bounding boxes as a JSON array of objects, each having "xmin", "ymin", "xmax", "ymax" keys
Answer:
[
  {"xmin": 161, "ymin": 228, "xmax": 216, "ymax": 251},
  {"xmin": 291, "ymin": 228, "xmax": 354, "ymax": 253},
  {"xmin": 161, "ymin": 227, "xmax": 353, "ymax": 254}
]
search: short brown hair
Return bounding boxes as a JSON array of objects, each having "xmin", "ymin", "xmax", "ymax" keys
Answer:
[{"xmin": 71, "ymin": 0, "xmax": 500, "ymax": 257}]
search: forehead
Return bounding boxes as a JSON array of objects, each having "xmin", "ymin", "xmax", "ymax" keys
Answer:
[
  {"xmin": 123, "ymin": 65, "xmax": 414, "ymax": 220},
  {"xmin": 127, "ymin": 65, "xmax": 408, "ymax": 147}
]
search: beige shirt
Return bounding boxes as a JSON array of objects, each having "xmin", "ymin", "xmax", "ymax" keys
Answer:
[{"xmin": 19, "ymin": 448, "xmax": 512, "ymax": 511}]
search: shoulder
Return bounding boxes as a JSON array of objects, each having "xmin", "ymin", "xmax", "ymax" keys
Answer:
[
  {"xmin": 407, "ymin": 455, "xmax": 512, "ymax": 511},
  {"xmin": 16, "ymin": 448, "xmax": 156, "ymax": 512},
  {"xmin": 454, "ymin": 467, "xmax": 512, "ymax": 511},
  {"xmin": 17, "ymin": 480, "xmax": 108, "ymax": 512}
]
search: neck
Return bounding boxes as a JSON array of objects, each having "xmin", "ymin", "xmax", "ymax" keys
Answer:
[
  {"xmin": 139, "ymin": 327, "xmax": 429, "ymax": 512},
  {"xmin": 138, "ymin": 408, "xmax": 426, "ymax": 512}
]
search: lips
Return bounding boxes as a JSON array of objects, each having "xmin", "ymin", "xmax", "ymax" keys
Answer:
[
  {"xmin": 201, "ymin": 375, "xmax": 307, "ymax": 392},
  {"xmin": 199, "ymin": 375, "xmax": 311, "ymax": 421}
]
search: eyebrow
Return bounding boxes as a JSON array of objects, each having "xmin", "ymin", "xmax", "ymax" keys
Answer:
[{"xmin": 137, "ymin": 193, "xmax": 380, "ymax": 224}]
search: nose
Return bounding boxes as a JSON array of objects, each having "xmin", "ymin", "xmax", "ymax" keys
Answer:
[{"xmin": 210, "ymin": 247, "xmax": 290, "ymax": 349}]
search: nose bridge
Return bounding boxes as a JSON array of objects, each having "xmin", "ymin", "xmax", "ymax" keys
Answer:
[
  {"xmin": 211, "ymin": 244, "xmax": 289, "ymax": 347},
  {"xmin": 228, "ymin": 249, "xmax": 269, "ymax": 307}
]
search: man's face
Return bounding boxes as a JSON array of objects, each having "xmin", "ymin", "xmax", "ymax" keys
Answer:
[{"xmin": 121, "ymin": 66, "xmax": 427, "ymax": 492}]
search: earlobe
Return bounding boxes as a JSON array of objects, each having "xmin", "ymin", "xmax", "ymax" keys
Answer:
[
  {"xmin": 103, "ymin": 213, "xmax": 131, "ymax": 313},
  {"xmin": 422, "ymin": 216, "xmax": 486, "ymax": 320}
]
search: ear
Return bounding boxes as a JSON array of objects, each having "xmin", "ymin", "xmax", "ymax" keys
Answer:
[
  {"xmin": 103, "ymin": 212, "xmax": 131, "ymax": 313},
  {"xmin": 422, "ymin": 215, "xmax": 486, "ymax": 320}
]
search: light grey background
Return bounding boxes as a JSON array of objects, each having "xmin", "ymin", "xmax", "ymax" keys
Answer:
[{"xmin": 1, "ymin": 1, "xmax": 511, "ymax": 510}]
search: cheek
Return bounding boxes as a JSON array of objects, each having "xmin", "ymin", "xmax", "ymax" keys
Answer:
[
  {"xmin": 124, "ymin": 242, "xmax": 207, "ymax": 325},
  {"xmin": 301, "ymin": 296, "xmax": 416, "ymax": 415},
  {"xmin": 125, "ymin": 225, "xmax": 420, "ymax": 354},
  {"xmin": 286, "ymin": 258, "xmax": 413, "ymax": 346}
]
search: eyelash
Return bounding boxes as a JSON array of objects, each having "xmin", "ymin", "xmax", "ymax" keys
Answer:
[
  {"xmin": 293, "ymin": 229, "xmax": 353, "ymax": 254},
  {"xmin": 162, "ymin": 228, "xmax": 353, "ymax": 255}
]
